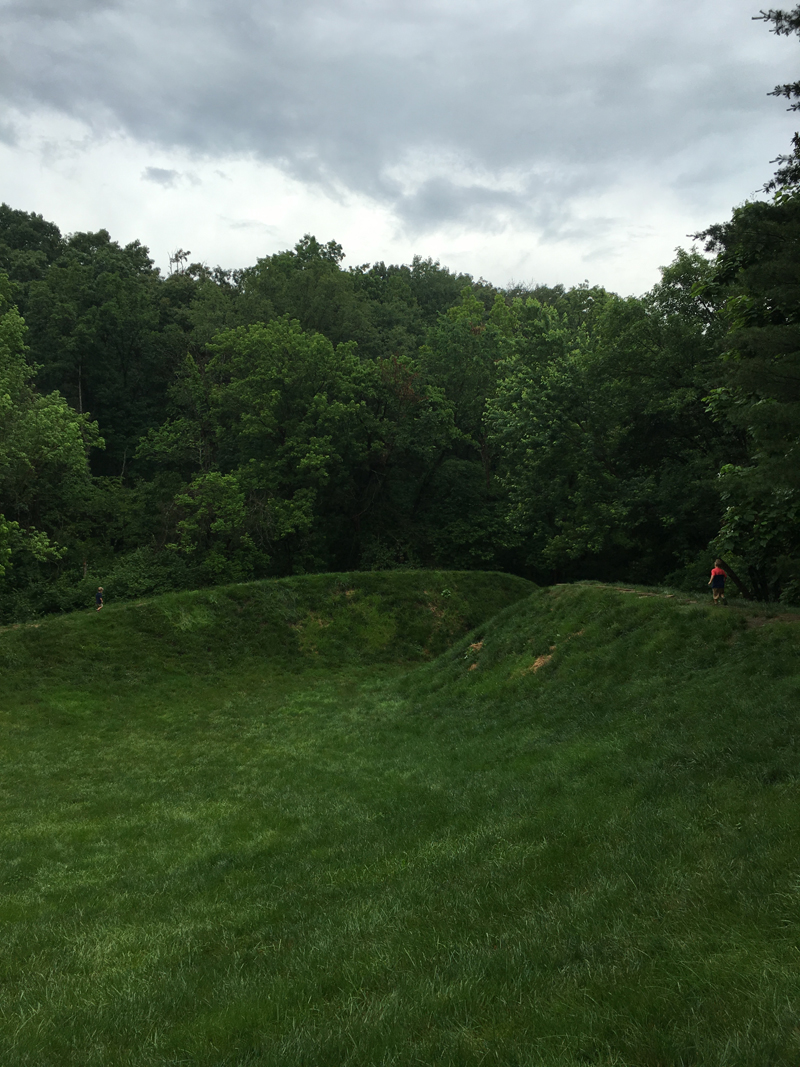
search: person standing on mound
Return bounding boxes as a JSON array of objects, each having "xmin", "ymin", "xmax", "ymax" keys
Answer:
[
  {"xmin": 95, "ymin": 586, "xmax": 104, "ymax": 612},
  {"xmin": 708, "ymin": 560, "xmax": 727, "ymax": 605}
]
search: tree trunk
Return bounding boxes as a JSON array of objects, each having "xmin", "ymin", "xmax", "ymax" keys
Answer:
[{"xmin": 718, "ymin": 558, "xmax": 753, "ymax": 600}]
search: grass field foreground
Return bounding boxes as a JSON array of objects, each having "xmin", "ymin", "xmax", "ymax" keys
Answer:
[{"xmin": 1, "ymin": 575, "xmax": 799, "ymax": 1065}]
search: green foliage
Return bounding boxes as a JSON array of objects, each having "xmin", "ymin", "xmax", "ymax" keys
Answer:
[
  {"xmin": 157, "ymin": 318, "xmax": 382, "ymax": 574},
  {"xmin": 757, "ymin": 5, "xmax": 800, "ymax": 190},
  {"xmin": 489, "ymin": 296, "xmax": 616, "ymax": 571},
  {"xmin": 420, "ymin": 289, "xmax": 502, "ymax": 447},
  {"xmin": 0, "ymin": 201, "xmax": 779, "ymax": 614},
  {"xmin": 488, "ymin": 260, "xmax": 729, "ymax": 580},
  {"xmin": 240, "ymin": 235, "xmax": 375, "ymax": 351},
  {"xmin": 0, "ymin": 515, "xmax": 12, "ymax": 579},
  {"xmin": 699, "ymin": 191, "xmax": 800, "ymax": 599},
  {"xmin": 349, "ymin": 254, "xmax": 485, "ymax": 359},
  {"xmin": 142, "ymin": 313, "xmax": 473, "ymax": 580},
  {"xmin": 0, "ymin": 203, "xmax": 63, "ymax": 298},
  {"xmin": 0, "ymin": 273, "xmax": 101, "ymax": 581},
  {"xmin": 22, "ymin": 228, "xmax": 178, "ymax": 475}
]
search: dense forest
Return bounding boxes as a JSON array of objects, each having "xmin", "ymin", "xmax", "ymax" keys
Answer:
[{"xmin": 1, "ymin": 9, "xmax": 798, "ymax": 621}]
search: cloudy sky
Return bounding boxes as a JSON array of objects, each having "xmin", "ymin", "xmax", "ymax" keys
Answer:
[{"xmin": 1, "ymin": 0, "xmax": 796, "ymax": 293}]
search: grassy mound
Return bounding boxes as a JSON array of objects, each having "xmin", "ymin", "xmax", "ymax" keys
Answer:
[
  {"xmin": 0, "ymin": 570, "xmax": 532, "ymax": 691},
  {"xmin": 1, "ymin": 578, "xmax": 799, "ymax": 1066}
]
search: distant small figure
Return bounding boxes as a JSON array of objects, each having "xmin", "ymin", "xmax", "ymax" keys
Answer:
[
  {"xmin": 95, "ymin": 586, "xmax": 104, "ymax": 612},
  {"xmin": 708, "ymin": 560, "xmax": 727, "ymax": 605}
]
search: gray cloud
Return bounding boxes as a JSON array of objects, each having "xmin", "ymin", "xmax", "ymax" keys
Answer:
[
  {"xmin": 1, "ymin": 0, "xmax": 792, "ymax": 233},
  {"xmin": 141, "ymin": 166, "xmax": 201, "ymax": 187},
  {"xmin": 143, "ymin": 166, "xmax": 180, "ymax": 186},
  {"xmin": 398, "ymin": 180, "xmax": 523, "ymax": 231},
  {"xmin": 220, "ymin": 216, "xmax": 279, "ymax": 236},
  {"xmin": 0, "ymin": 118, "xmax": 18, "ymax": 146}
]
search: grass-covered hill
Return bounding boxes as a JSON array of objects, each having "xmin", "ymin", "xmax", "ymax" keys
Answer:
[
  {"xmin": 1, "ymin": 574, "xmax": 799, "ymax": 1066},
  {"xmin": 0, "ymin": 570, "xmax": 533, "ymax": 687}
]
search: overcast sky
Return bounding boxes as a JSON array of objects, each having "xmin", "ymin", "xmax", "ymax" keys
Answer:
[{"xmin": 0, "ymin": 0, "xmax": 796, "ymax": 293}]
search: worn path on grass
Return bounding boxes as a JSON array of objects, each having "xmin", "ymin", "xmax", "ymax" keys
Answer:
[{"xmin": 600, "ymin": 582, "xmax": 800, "ymax": 628}]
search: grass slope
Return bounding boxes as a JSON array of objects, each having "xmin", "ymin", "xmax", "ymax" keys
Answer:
[
  {"xmin": 1, "ymin": 577, "xmax": 799, "ymax": 1066},
  {"xmin": 0, "ymin": 570, "xmax": 531, "ymax": 687}
]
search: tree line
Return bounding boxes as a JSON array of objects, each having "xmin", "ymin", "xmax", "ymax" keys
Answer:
[{"xmin": 0, "ymin": 7, "xmax": 798, "ymax": 618}]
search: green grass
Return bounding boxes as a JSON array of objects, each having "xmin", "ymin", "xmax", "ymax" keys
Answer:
[{"xmin": 1, "ymin": 574, "xmax": 799, "ymax": 1065}]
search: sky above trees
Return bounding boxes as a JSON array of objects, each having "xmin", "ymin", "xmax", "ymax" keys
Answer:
[{"xmin": 0, "ymin": 0, "xmax": 795, "ymax": 292}]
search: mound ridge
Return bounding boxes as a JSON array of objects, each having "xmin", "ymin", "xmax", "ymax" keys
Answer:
[
  {"xmin": 411, "ymin": 580, "xmax": 800, "ymax": 698},
  {"xmin": 0, "ymin": 570, "xmax": 533, "ymax": 694}
]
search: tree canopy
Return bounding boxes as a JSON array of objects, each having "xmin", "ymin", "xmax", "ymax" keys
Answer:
[{"xmin": 1, "ymin": 9, "xmax": 799, "ymax": 616}]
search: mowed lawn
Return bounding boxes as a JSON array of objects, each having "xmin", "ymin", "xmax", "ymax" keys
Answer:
[{"xmin": 1, "ymin": 576, "xmax": 799, "ymax": 1066}]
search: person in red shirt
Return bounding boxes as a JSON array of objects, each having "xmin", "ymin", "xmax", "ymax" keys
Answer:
[{"xmin": 708, "ymin": 560, "xmax": 727, "ymax": 605}]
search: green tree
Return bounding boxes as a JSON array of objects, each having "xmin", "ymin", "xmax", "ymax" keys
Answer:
[
  {"xmin": 239, "ymin": 235, "xmax": 377, "ymax": 354},
  {"xmin": 0, "ymin": 204, "xmax": 64, "ymax": 308},
  {"xmin": 488, "ymin": 262, "xmax": 730, "ymax": 582},
  {"xmin": 682, "ymin": 6, "xmax": 800, "ymax": 600},
  {"xmin": 0, "ymin": 273, "xmax": 101, "ymax": 580},
  {"xmin": 138, "ymin": 313, "xmax": 462, "ymax": 578},
  {"xmin": 402, "ymin": 290, "xmax": 512, "ymax": 569},
  {"xmin": 141, "ymin": 318, "xmax": 378, "ymax": 578},
  {"xmin": 757, "ymin": 5, "xmax": 800, "ymax": 190},
  {"xmin": 698, "ymin": 191, "xmax": 800, "ymax": 599},
  {"xmin": 488, "ymin": 297, "xmax": 622, "ymax": 577},
  {"xmin": 24, "ymin": 230, "xmax": 174, "ymax": 475}
]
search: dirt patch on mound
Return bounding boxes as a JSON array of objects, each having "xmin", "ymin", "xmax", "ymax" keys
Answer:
[{"xmin": 525, "ymin": 653, "xmax": 553, "ymax": 674}]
